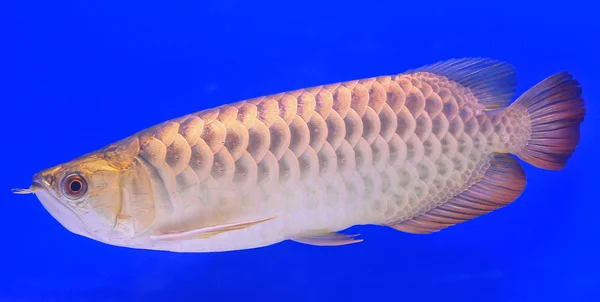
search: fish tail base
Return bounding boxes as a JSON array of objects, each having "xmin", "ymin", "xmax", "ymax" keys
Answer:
[{"xmin": 512, "ymin": 72, "xmax": 585, "ymax": 170}]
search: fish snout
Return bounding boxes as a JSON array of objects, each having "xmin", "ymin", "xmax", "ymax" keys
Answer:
[
  {"xmin": 12, "ymin": 173, "xmax": 48, "ymax": 195},
  {"xmin": 32, "ymin": 173, "xmax": 43, "ymax": 188}
]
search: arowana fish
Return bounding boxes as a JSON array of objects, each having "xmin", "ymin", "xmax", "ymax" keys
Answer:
[{"xmin": 15, "ymin": 58, "xmax": 586, "ymax": 253}]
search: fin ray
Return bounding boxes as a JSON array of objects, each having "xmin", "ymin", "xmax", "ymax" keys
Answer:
[
  {"xmin": 406, "ymin": 57, "xmax": 517, "ymax": 109},
  {"xmin": 150, "ymin": 216, "xmax": 276, "ymax": 241},
  {"xmin": 390, "ymin": 153, "xmax": 526, "ymax": 234},
  {"xmin": 511, "ymin": 72, "xmax": 585, "ymax": 170}
]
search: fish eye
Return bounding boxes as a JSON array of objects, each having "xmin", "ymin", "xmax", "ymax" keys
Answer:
[{"xmin": 61, "ymin": 173, "xmax": 88, "ymax": 200}]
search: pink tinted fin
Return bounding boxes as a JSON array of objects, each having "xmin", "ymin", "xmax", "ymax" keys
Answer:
[
  {"xmin": 512, "ymin": 72, "xmax": 585, "ymax": 170},
  {"xmin": 406, "ymin": 58, "xmax": 517, "ymax": 109},
  {"xmin": 292, "ymin": 232, "xmax": 363, "ymax": 246},
  {"xmin": 390, "ymin": 153, "xmax": 526, "ymax": 234}
]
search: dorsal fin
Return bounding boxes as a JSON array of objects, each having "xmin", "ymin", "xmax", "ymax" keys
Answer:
[
  {"xmin": 389, "ymin": 153, "xmax": 526, "ymax": 234},
  {"xmin": 406, "ymin": 58, "xmax": 517, "ymax": 110}
]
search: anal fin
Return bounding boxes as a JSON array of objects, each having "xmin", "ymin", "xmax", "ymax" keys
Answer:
[
  {"xmin": 292, "ymin": 231, "xmax": 363, "ymax": 246},
  {"xmin": 390, "ymin": 153, "xmax": 526, "ymax": 234}
]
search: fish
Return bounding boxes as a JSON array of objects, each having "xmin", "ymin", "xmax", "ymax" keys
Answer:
[{"xmin": 14, "ymin": 58, "xmax": 586, "ymax": 253}]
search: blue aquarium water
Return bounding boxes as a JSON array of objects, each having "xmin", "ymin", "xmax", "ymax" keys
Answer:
[{"xmin": 1, "ymin": 1, "xmax": 598, "ymax": 301}]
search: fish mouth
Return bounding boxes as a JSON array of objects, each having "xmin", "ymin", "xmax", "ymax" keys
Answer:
[
  {"xmin": 32, "ymin": 173, "xmax": 47, "ymax": 189},
  {"xmin": 31, "ymin": 173, "xmax": 95, "ymax": 240}
]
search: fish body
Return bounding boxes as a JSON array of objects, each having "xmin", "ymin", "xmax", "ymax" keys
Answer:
[{"xmin": 22, "ymin": 58, "xmax": 586, "ymax": 253}]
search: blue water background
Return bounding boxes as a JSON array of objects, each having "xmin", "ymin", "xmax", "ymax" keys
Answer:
[{"xmin": 1, "ymin": 1, "xmax": 599, "ymax": 301}]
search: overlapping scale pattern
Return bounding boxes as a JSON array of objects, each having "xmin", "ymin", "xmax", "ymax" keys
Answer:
[{"xmin": 121, "ymin": 71, "xmax": 526, "ymax": 235}]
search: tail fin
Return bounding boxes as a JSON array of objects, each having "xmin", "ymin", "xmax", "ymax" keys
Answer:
[{"xmin": 512, "ymin": 72, "xmax": 586, "ymax": 170}]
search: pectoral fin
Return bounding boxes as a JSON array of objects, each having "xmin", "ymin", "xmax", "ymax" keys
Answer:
[
  {"xmin": 291, "ymin": 231, "xmax": 363, "ymax": 246},
  {"xmin": 151, "ymin": 216, "xmax": 276, "ymax": 241}
]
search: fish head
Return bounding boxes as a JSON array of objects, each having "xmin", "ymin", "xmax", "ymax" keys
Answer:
[{"xmin": 26, "ymin": 136, "xmax": 141, "ymax": 244}]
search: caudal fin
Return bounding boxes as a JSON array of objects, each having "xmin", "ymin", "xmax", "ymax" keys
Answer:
[{"xmin": 512, "ymin": 72, "xmax": 586, "ymax": 170}]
